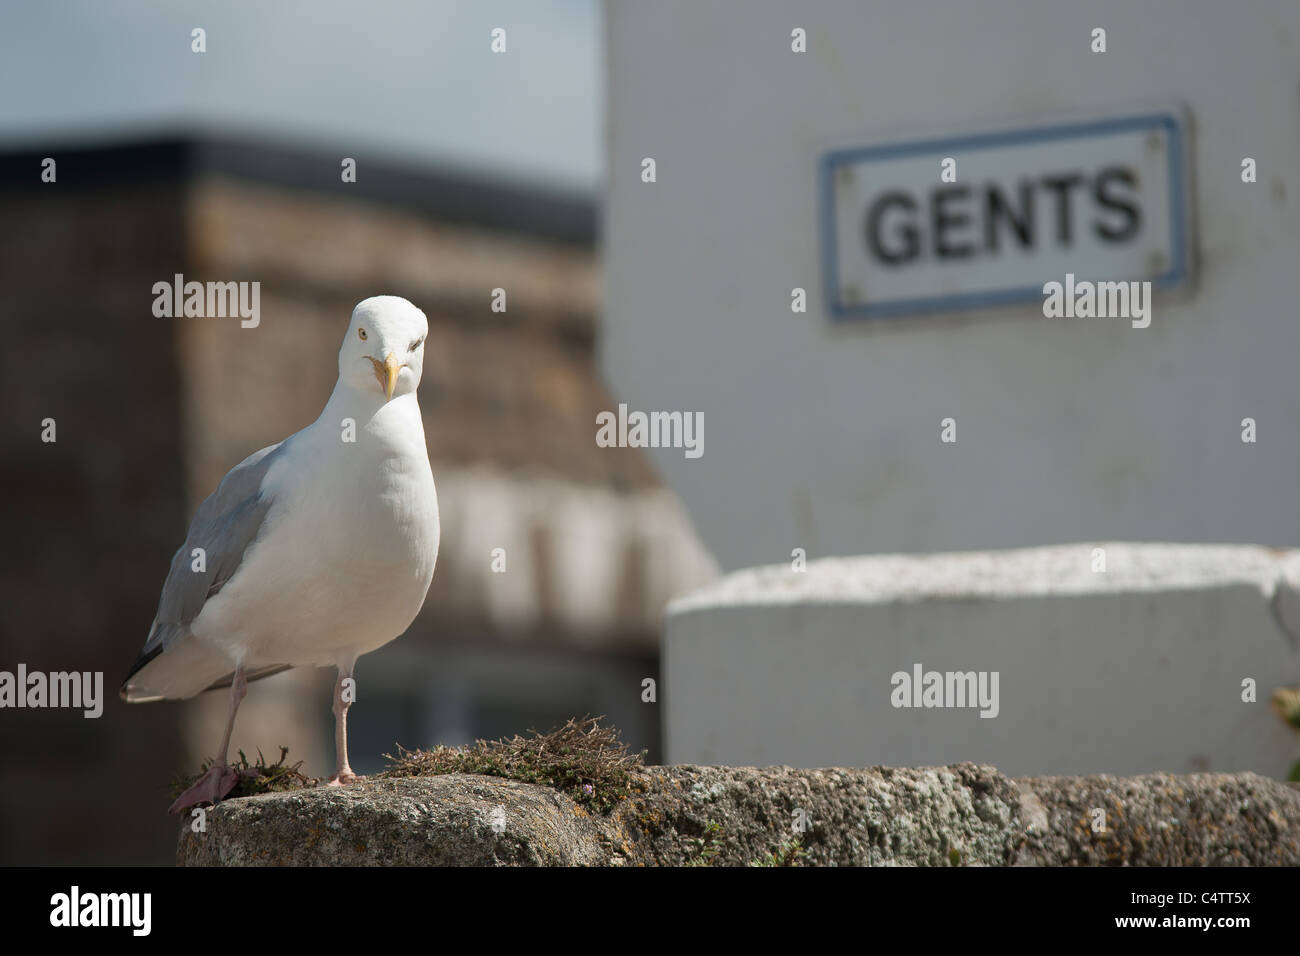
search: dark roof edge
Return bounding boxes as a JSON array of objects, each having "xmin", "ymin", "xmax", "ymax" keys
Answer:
[{"xmin": 0, "ymin": 129, "xmax": 596, "ymax": 246}]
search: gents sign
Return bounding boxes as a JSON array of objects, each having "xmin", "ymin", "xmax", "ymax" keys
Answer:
[{"xmin": 819, "ymin": 109, "xmax": 1191, "ymax": 319}]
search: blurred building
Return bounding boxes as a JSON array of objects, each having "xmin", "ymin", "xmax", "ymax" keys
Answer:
[{"xmin": 0, "ymin": 134, "xmax": 716, "ymax": 864}]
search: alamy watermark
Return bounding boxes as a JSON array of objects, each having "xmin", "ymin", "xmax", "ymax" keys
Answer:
[
  {"xmin": 1042, "ymin": 272, "xmax": 1150, "ymax": 328},
  {"xmin": 50, "ymin": 886, "xmax": 150, "ymax": 936},
  {"xmin": 596, "ymin": 403, "xmax": 703, "ymax": 459},
  {"xmin": 0, "ymin": 664, "xmax": 103, "ymax": 718},
  {"xmin": 152, "ymin": 274, "xmax": 260, "ymax": 328},
  {"xmin": 890, "ymin": 663, "xmax": 999, "ymax": 718}
]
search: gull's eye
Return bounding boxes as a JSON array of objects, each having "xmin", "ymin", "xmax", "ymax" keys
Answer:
[
  {"xmin": 409, "ymin": 336, "xmax": 424, "ymax": 352},
  {"xmin": 358, "ymin": 328, "xmax": 368, "ymax": 341}
]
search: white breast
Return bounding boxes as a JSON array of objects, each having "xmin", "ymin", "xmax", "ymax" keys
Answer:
[{"xmin": 192, "ymin": 393, "xmax": 440, "ymax": 670}]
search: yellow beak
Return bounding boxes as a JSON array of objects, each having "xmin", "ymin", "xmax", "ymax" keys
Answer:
[{"xmin": 370, "ymin": 353, "xmax": 402, "ymax": 400}]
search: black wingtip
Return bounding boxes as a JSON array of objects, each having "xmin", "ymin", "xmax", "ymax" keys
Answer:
[{"xmin": 119, "ymin": 645, "xmax": 164, "ymax": 702}]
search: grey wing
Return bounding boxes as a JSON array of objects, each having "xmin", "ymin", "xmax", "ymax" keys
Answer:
[{"xmin": 120, "ymin": 441, "xmax": 287, "ymax": 697}]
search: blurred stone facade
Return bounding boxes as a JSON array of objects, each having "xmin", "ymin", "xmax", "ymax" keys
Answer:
[{"xmin": 0, "ymin": 136, "xmax": 716, "ymax": 864}]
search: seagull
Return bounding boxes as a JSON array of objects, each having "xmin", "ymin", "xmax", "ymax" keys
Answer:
[{"xmin": 121, "ymin": 296, "xmax": 440, "ymax": 814}]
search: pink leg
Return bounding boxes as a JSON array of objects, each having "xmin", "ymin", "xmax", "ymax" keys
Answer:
[
  {"xmin": 328, "ymin": 662, "xmax": 364, "ymax": 787},
  {"xmin": 169, "ymin": 664, "xmax": 247, "ymax": 814}
]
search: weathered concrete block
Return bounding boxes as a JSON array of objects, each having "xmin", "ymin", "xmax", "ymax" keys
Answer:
[
  {"xmin": 663, "ymin": 544, "xmax": 1300, "ymax": 776},
  {"xmin": 178, "ymin": 775, "xmax": 611, "ymax": 866},
  {"xmin": 177, "ymin": 766, "xmax": 1300, "ymax": 866},
  {"xmin": 1015, "ymin": 771, "xmax": 1300, "ymax": 866}
]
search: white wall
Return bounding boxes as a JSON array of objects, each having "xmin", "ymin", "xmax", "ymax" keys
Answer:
[
  {"xmin": 603, "ymin": 0, "xmax": 1300, "ymax": 572},
  {"xmin": 664, "ymin": 545, "xmax": 1300, "ymax": 775}
]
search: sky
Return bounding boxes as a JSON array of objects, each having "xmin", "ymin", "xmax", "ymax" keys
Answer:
[{"xmin": 0, "ymin": 0, "xmax": 601, "ymax": 191}]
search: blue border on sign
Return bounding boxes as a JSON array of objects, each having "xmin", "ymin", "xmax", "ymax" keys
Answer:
[{"xmin": 818, "ymin": 112, "xmax": 1190, "ymax": 321}]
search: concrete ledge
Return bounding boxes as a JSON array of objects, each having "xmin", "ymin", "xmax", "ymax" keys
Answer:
[
  {"xmin": 667, "ymin": 543, "xmax": 1300, "ymax": 611},
  {"xmin": 664, "ymin": 543, "xmax": 1300, "ymax": 774},
  {"xmin": 177, "ymin": 765, "xmax": 1300, "ymax": 866}
]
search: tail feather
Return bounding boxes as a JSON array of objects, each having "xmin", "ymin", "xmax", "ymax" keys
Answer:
[{"xmin": 120, "ymin": 635, "xmax": 293, "ymax": 702}]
